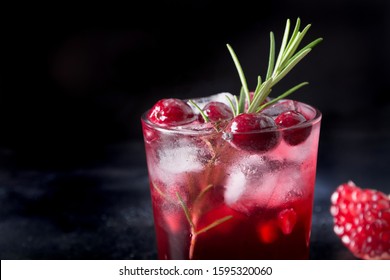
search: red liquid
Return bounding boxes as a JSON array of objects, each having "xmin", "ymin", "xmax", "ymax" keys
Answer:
[
  {"xmin": 152, "ymin": 187, "xmax": 313, "ymax": 259},
  {"xmin": 142, "ymin": 101, "xmax": 321, "ymax": 260}
]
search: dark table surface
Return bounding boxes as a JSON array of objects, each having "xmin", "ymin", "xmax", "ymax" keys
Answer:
[{"xmin": 1, "ymin": 126, "xmax": 389, "ymax": 260}]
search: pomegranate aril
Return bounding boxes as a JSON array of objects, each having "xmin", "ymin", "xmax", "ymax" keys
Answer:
[
  {"xmin": 257, "ymin": 220, "xmax": 279, "ymax": 243},
  {"xmin": 148, "ymin": 98, "xmax": 195, "ymax": 126},
  {"xmin": 278, "ymin": 208, "xmax": 297, "ymax": 235},
  {"xmin": 330, "ymin": 181, "xmax": 390, "ymax": 259},
  {"xmin": 225, "ymin": 113, "xmax": 280, "ymax": 152},
  {"xmin": 275, "ymin": 110, "xmax": 312, "ymax": 146}
]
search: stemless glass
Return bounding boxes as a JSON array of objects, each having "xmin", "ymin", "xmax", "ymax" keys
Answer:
[{"xmin": 141, "ymin": 100, "xmax": 321, "ymax": 259}]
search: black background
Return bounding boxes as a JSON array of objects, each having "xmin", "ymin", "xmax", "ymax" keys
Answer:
[{"xmin": 0, "ymin": 0, "xmax": 389, "ymax": 259}]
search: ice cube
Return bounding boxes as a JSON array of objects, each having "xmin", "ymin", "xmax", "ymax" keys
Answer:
[
  {"xmin": 158, "ymin": 138, "xmax": 205, "ymax": 174},
  {"xmin": 249, "ymin": 165, "xmax": 284, "ymax": 206},
  {"xmin": 271, "ymin": 124, "xmax": 319, "ymax": 165},
  {"xmin": 264, "ymin": 161, "xmax": 304, "ymax": 208},
  {"xmin": 262, "ymin": 100, "xmax": 298, "ymax": 118},
  {"xmin": 188, "ymin": 92, "xmax": 236, "ymax": 110},
  {"xmin": 224, "ymin": 156, "xmax": 305, "ymax": 213},
  {"xmin": 224, "ymin": 155, "xmax": 268, "ymax": 208},
  {"xmin": 224, "ymin": 169, "xmax": 246, "ymax": 205},
  {"xmin": 239, "ymin": 154, "xmax": 267, "ymax": 177},
  {"xmin": 178, "ymin": 120, "xmax": 215, "ymax": 132},
  {"xmin": 224, "ymin": 156, "xmax": 280, "ymax": 213}
]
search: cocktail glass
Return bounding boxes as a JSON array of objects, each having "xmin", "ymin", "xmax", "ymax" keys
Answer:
[{"xmin": 141, "ymin": 99, "xmax": 321, "ymax": 259}]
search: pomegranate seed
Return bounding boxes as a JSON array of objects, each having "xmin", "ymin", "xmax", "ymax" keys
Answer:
[
  {"xmin": 275, "ymin": 110, "xmax": 311, "ymax": 146},
  {"xmin": 257, "ymin": 220, "xmax": 279, "ymax": 243},
  {"xmin": 278, "ymin": 208, "xmax": 297, "ymax": 235},
  {"xmin": 148, "ymin": 98, "xmax": 195, "ymax": 126},
  {"xmin": 330, "ymin": 181, "xmax": 390, "ymax": 259},
  {"xmin": 225, "ymin": 113, "xmax": 280, "ymax": 152}
]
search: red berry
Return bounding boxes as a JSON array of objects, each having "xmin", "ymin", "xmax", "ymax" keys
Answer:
[
  {"xmin": 225, "ymin": 113, "xmax": 280, "ymax": 152},
  {"xmin": 278, "ymin": 208, "xmax": 297, "ymax": 235},
  {"xmin": 330, "ymin": 181, "xmax": 390, "ymax": 260},
  {"xmin": 199, "ymin": 101, "xmax": 233, "ymax": 123},
  {"xmin": 148, "ymin": 98, "xmax": 195, "ymax": 126},
  {"xmin": 256, "ymin": 220, "xmax": 280, "ymax": 243},
  {"xmin": 275, "ymin": 110, "xmax": 311, "ymax": 146}
]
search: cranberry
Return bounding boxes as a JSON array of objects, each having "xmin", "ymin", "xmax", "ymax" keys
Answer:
[
  {"xmin": 330, "ymin": 181, "xmax": 390, "ymax": 260},
  {"xmin": 199, "ymin": 101, "xmax": 233, "ymax": 123},
  {"xmin": 148, "ymin": 98, "xmax": 195, "ymax": 126},
  {"xmin": 225, "ymin": 113, "xmax": 280, "ymax": 152},
  {"xmin": 275, "ymin": 110, "xmax": 311, "ymax": 146}
]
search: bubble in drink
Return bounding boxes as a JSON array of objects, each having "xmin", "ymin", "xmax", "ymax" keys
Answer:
[{"xmin": 224, "ymin": 168, "xmax": 246, "ymax": 206}]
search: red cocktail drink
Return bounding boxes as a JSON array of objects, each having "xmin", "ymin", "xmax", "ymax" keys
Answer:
[
  {"xmin": 142, "ymin": 98, "xmax": 321, "ymax": 259},
  {"xmin": 141, "ymin": 18, "xmax": 322, "ymax": 259}
]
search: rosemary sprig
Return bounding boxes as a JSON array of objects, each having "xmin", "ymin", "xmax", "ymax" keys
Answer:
[
  {"xmin": 176, "ymin": 192, "xmax": 195, "ymax": 229},
  {"xmin": 189, "ymin": 100, "xmax": 210, "ymax": 123},
  {"xmin": 256, "ymin": 81, "xmax": 308, "ymax": 112},
  {"xmin": 176, "ymin": 191, "xmax": 233, "ymax": 259},
  {"xmin": 175, "ymin": 190, "xmax": 232, "ymax": 236},
  {"xmin": 227, "ymin": 18, "xmax": 322, "ymax": 115},
  {"xmin": 195, "ymin": 216, "xmax": 233, "ymax": 235},
  {"xmin": 153, "ymin": 184, "xmax": 233, "ymax": 260},
  {"xmin": 226, "ymin": 44, "xmax": 251, "ymax": 106},
  {"xmin": 194, "ymin": 184, "xmax": 214, "ymax": 204},
  {"xmin": 152, "ymin": 182, "xmax": 175, "ymax": 203}
]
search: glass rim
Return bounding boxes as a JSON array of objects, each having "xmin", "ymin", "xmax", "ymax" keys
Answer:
[{"xmin": 141, "ymin": 100, "xmax": 322, "ymax": 135}]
